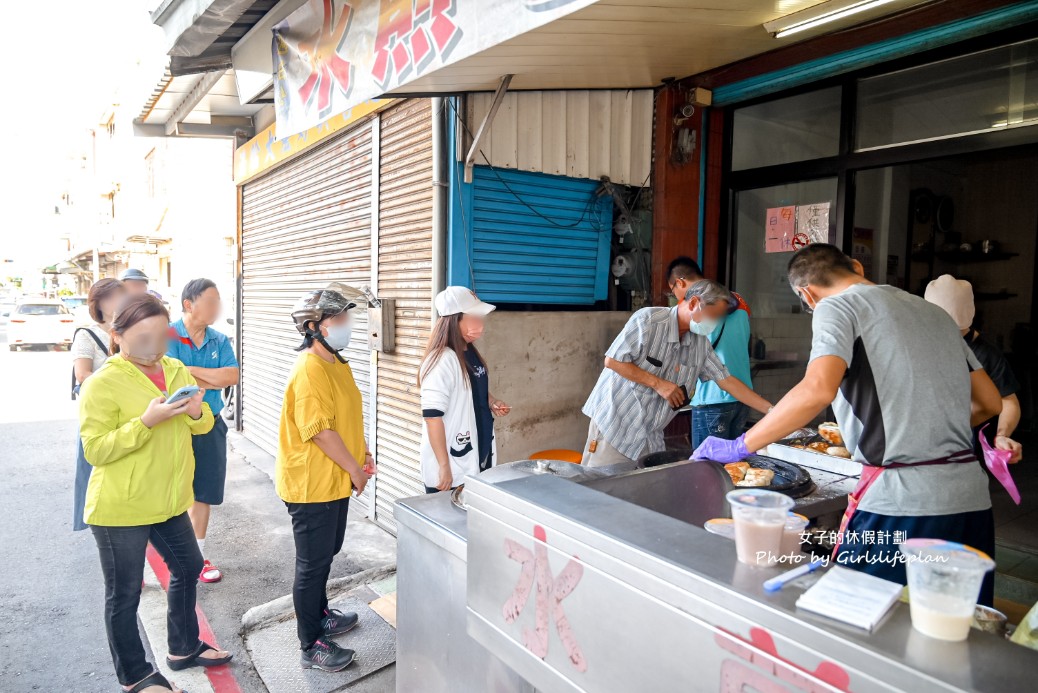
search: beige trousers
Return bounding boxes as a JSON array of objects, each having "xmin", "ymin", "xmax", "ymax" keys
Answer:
[{"xmin": 580, "ymin": 421, "xmax": 645, "ymax": 468}]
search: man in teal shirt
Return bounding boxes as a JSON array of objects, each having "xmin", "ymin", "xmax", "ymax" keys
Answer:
[
  {"xmin": 667, "ymin": 257, "xmax": 753, "ymax": 448},
  {"xmin": 167, "ymin": 278, "xmax": 239, "ymax": 584}
]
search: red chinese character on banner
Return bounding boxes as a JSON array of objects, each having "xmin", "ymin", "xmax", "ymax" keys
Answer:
[
  {"xmin": 295, "ymin": 0, "xmax": 355, "ymax": 115},
  {"xmin": 371, "ymin": 0, "xmax": 463, "ymax": 89},
  {"xmin": 502, "ymin": 525, "xmax": 587, "ymax": 672}
]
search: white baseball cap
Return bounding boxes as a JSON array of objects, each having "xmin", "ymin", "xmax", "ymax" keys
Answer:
[{"xmin": 435, "ymin": 286, "xmax": 496, "ymax": 317}]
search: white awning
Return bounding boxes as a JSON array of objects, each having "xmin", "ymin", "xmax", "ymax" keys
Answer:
[
  {"xmin": 134, "ymin": 66, "xmax": 263, "ymax": 138},
  {"xmin": 384, "ymin": 0, "xmax": 813, "ymax": 94}
]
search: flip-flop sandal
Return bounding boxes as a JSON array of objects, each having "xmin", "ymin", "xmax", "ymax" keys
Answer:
[
  {"xmin": 167, "ymin": 642, "xmax": 233, "ymax": 671},
  {"xmin": 126, "ymin": 670, "xmax": 181, "ymax": 692},
  {"xmin": 199, "ymin": 560, "xmax": 222, "ymax": 584}
]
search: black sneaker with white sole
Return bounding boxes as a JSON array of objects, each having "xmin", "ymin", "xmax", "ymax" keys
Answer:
[
  {"xmin": 301, "ymin": 638, "xmax": 356, "ymax": 672},
  {"xmin": 322, "ymin": 608, "xmax": 359, "ymax": 636}
]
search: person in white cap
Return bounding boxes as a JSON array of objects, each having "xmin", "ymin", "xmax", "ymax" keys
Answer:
[
  {"xmin": 418, "ymin": 286, "xmax": 510, "ymax": 493},
  {"xmin": 925, "ymin": 274, "xmax": 1023, "ymax": 463}
]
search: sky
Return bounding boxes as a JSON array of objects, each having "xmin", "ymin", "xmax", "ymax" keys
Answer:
[{"xmin": 1, "ymin": 1, "xmax": 167, "ymax": 261}]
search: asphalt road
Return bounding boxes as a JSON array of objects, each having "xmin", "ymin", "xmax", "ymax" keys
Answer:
[
  {"xmin": 0, "ymin": 328, "xmax": 395, "ymax": 692},
  {"xmin": 0, "ymin": 329, "xmax": 112, "ymax": 691}
]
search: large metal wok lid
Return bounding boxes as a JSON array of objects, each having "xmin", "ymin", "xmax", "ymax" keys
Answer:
[{"xmin": 637, "ymin": 450, "xmax": 815, "ymax": 498}]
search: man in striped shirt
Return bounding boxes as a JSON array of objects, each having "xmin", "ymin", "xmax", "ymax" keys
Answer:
[{"xmin": 581, "ymin": 280, "xmax": 773, "ymax": 467}]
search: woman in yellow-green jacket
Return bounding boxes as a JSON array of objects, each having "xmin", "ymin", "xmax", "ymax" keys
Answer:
[{"xmin": 79, "ymin": 294, "xmax": 232, "ymax": 693}]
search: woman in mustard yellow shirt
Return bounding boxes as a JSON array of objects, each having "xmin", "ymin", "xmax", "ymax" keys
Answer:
[
  {"xmin": 277, "ymin": 283, "xmax": 376, "ymax": 673},
  {"xmin": 79, "ymin": 294, "xmax": 231, "ymax": 693}
]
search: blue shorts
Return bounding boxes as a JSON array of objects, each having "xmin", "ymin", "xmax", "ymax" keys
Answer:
[
  {"xmin": 835, "ymin": 507, "xmax": 995, "ymax": 607},
  {"xmin": 192, "ymin": 417, "xmax": 228, "ymax": 505}
]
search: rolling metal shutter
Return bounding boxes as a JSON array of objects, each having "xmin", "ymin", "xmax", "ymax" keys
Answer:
[
  {"xmin": 453, "ymin": 166, "xmax": 611, "ymax": 304},
  {"xmin": 239, "ymin": 123, "xmax": 374, "ymax": 506},
  {"xmin": 372, "ymin": 99, "xmax": 433, "ymax": 532}
]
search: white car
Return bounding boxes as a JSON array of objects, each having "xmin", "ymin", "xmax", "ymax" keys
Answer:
[{"xmin": 7, "ymin": 300, "xmax": 76, "ymax": 351}]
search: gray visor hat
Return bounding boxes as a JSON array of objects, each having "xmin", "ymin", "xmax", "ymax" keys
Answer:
[{"xmin": 291, "ymin": 282, "xmax": 367, "ymax": 334}]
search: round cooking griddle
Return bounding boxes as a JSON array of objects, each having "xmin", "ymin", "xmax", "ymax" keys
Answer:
[
  {"xmin": 743, "ymin": 454, "xmax": 814, "ymax": 496},
  {"xmin": 637, "ymin": 450, "xmax": 815, "ymax": 498}
]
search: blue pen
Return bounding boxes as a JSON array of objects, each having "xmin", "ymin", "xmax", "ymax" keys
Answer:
[{"xmin": 763, "ymin": 557, "xmax": 826, "ymax": 593}]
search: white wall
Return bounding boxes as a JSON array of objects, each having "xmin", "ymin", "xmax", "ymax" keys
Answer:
[
  {"xmin": 479, "ymin": 310, "xmax": 631, "ymax": 463},
  {"xmin": 156, "ymin": 138, "xmax": 236, "ymax": 317},
  {"xmin": 464, "ymin": 90, "xmax": 653, "ymax": 186}
]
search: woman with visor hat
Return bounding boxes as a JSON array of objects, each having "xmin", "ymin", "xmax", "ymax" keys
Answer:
[{"xmin": 276, "ymin": 282, "xmax": 377, "ymax": 672}]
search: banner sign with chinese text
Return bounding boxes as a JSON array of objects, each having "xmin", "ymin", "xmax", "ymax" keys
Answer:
[{"xmin": 273, "ymin": 0, "xmax": 598, "ymax": 138}]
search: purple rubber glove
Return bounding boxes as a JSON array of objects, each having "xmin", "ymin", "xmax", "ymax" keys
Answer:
[{"xmin": 691, "ymin": 434, "xmax": 750, "ymax": 463}]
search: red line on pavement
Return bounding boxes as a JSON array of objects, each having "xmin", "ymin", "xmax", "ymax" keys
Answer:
[{"xmin": 146, "ymin": 545, "xmax": 244, "ymax": 693}]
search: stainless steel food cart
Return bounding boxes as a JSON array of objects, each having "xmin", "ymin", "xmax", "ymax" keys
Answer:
[{"xmin": 396, "ymin": 459, "xmax": 1036, "ymax": 692}]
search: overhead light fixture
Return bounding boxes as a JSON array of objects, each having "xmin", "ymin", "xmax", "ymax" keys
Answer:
[{"xmin": 764, "ymin": 0, "xmax": 903, "ymax": 39}]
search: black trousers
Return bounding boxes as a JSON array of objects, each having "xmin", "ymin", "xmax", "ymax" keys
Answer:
[
  {"xmin": 91, "ymin": 512, "xmax": 203, "ymax": 685},
  {"xmin": 286, "ymin": 498, "xmax": 349, "ymax": 649}
]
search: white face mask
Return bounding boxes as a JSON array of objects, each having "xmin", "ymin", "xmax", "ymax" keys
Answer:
[
  {"xmin": 322, "ymin": 320, "xmax": 353, "ymax": 351},
  {"xmin": 687, "ymin": 300, "xmax": 719, "ymax": 336},
  {"xmin": 689, "ymin": 316, "xmax": 719, "ymax": 336}
]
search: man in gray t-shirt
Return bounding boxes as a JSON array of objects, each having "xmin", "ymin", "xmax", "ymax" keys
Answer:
[
  {"xmin": 810, "ymin": 282, "xmax": 989, "ymax": 517},
  {"xmin": 693, "ymin": 244, "xmax": 1003, "ymax": 604}
]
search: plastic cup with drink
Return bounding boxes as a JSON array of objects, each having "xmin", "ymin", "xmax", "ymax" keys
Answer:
[
  {"xmin": 780, "ymin": 513, "xmax": 809, "ymax": 562},
  {"xmin": 899, "ymin": 539, "xmax": 995, "ymax": 642},
  {"xmin": 726, "ymin": 489, "xmax": 795, "ymax": 567}
]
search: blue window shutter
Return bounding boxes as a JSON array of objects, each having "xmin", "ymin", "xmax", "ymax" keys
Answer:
[{"xmin": 449, "ymin": 165, "xmax": 611, "ymax": 305}]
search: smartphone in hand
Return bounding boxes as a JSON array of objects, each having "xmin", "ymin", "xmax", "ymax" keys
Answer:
[{"xmin": 165, "ymin": 385, "xmax": 200, "ymax": 405}]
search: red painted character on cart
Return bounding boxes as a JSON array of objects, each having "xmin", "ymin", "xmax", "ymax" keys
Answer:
[{"xmin": 502, "ymin": 525, "xmax": 587, "ymax": 672}]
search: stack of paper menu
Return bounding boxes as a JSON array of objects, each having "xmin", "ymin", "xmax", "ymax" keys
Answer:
[{"xmin": 795, "ymin": 566, "xmax": 903, "ymax": 631}]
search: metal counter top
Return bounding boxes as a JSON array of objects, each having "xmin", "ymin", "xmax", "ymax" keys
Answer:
[
  {"xmin": 588, "ymin": 455, "xmax": 854, "ymax": 520},
  {"xmin": 394, "ymin": 488, "xmax": 468, "ymax": 557},
  {"xmin": 393, "ymin": 459, "xmax": 855, "ymax": 550}
]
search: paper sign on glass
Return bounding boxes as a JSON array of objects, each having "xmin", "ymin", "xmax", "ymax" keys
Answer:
[
  {"xmin": 764, "ymin": 206, "xmax": 796, "ymax": 253},
  {"xmin": 797, "ymin": 202, "xmax": 833, "ymax": 245}
]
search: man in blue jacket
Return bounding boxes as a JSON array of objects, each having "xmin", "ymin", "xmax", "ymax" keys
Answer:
[{"xmin": 667, "ymin": 257, "xmax": 753, "ymax": 448}]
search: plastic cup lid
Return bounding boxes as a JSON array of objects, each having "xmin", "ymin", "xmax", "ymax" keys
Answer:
[
  {"xmin": 898, "ymin": 538, "xmax": 995, "ymax": 572},
  {"xmin": 784, "ymin": 513, "xmax": 809, "ymax": 528},
  {"xmin": 726, "ymin": 489, "xmax": 795, "ymax": 509},
  {"xmin": 704, "ymin": 518, "xmax": 735, "ymax": 539}
]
